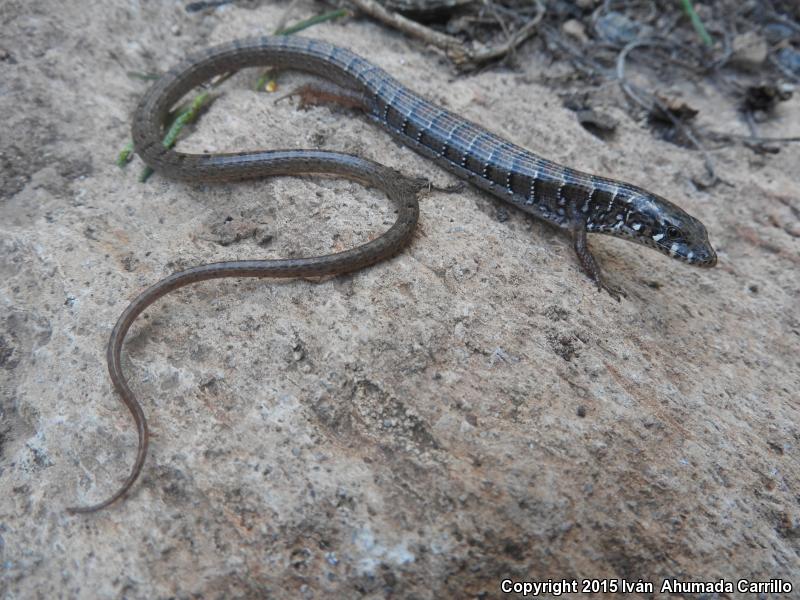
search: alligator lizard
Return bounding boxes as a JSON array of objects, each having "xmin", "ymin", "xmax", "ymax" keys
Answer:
[{"xmin": 68, "ymin": 35, "xmax": 716, "ymax": 513}]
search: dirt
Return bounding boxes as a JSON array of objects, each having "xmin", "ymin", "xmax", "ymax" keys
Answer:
[{"xmin": 1, "ymin": 1, "xmax": 798, "ymax": 598}]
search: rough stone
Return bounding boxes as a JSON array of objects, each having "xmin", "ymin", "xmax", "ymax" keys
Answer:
[{"xmin": 1, "ymin": 0, "xmax": 799, "ymax": 597}]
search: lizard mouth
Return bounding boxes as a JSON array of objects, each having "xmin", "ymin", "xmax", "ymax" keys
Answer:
[
  {"xmin": 651, "ymin": 240, "xmax": 717, "ymax": 267},
  {"xmin": 595, "ymin": 225, "xmax": 717, "ymax": 267}
]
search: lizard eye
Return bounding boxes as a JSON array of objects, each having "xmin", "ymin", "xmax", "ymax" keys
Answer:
[{"xmin": 666, "ymin": 226, "xmax": 680, "ymax": 239}]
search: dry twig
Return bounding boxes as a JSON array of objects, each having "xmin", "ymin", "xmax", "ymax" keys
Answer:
[{"xmin": 348, "ymin": 0, "xmax": 545, "ymax": 68}]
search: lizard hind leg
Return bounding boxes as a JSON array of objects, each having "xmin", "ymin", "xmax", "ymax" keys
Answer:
[{"xmin": 274, "ymin": 80, "xmax": 370, "ymax": 112}]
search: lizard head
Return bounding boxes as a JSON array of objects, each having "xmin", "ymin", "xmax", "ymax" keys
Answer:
[{"xmin": 587, "ymin": 186, "xmax": 717, "ymax": 267}]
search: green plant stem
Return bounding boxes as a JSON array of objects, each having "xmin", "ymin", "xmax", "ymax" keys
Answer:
[
  {"xmin": 139, "ymin": 91, "xmax": 213, "ymax": 182},
  {"xmin": 116, "ymin": 141, "xmax": 134, "ymax": 167},
  {"xmin": 276, "ymin": 8, "xmax": 350, "ymax": 36},
  {"xmin": 680, "ymin": 0, "xmax": 713, "ymax": 47}
]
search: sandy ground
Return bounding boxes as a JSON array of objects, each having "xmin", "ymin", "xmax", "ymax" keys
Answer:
[{"xmin": 1, "ymin": 0, "xmax": 799, "ymax": 598}]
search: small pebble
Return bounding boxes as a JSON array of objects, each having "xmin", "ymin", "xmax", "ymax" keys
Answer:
[
  {"xmin": 562, "ymin": 19, "xmax": 589, "ymax": 45},
  {"xmin": 776, "ymin": 47, "xmax": 800, "ymax": 78},
  {"xmin": 764, "ymin": 23, "xmax": 794, "ymax": 44},
  {"xmin": 730, "ymin": 32, "xmax": 768, "ymax": 71}
]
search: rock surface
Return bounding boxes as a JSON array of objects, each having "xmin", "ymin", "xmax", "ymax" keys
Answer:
[{"xmin": 1, "ymin": 0, "xmax": 799, "ymax": 598}]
